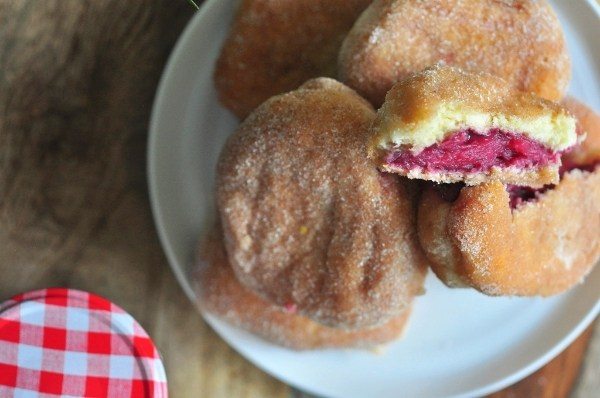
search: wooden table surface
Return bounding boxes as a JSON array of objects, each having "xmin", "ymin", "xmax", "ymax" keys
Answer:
[{"xmin": 0, "ymin": 1, "xmax": 597, "ymax": 397}]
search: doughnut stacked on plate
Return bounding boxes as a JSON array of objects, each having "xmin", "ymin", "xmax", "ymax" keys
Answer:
[{"xmin": 195, "ymin": 0, "xmax": 600, "ymax": 350}]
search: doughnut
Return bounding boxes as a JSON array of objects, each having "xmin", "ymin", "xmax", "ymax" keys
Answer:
[
  {"xmin": 417, "ymin": 99, "xmax": 600, "ymax": 296},
  {"xmin": 339, "ymin": 0, "xmax": 570, "ymax": 107},
  {"xmin": 193, "ymin": 229, "xmax": 412, "ymax": 350},
  {"xmin": 217, "ymin": 78, "xmax": 427, "ymax": 330},
  {"xmin": 214, "ymin": 0, "xmax": 372, "ymax": 119},
  {"xmin": 369, "ymin": 65, "xmax": 577, "ymax": 188}
]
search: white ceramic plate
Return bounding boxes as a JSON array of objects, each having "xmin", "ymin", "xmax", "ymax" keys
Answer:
[{"xmin": 148, "ymin": 1, "xmax": 600, "ymax": 397}]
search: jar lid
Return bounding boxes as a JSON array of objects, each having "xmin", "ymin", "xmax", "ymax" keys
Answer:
[{"xmin": 0, "ymin": 288, "xmax": 167, "ymax": 397}]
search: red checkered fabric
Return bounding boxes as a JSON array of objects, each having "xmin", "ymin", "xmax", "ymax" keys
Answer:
[{"xmin": 0, "ymin": 288, "xmax": 167, "ymax": 397}]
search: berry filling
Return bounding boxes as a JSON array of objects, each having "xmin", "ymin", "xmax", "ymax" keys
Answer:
[
  {"xmin": 506, "ymin": 184, "xmax": 552, "ymax": 209},
  {"xmin": 282, "ymin": 302, "xmax": 297, "ymax": 314},
  {"xmin": 386, "ymin": 128, "xmax": 559, "ymax": 173},
  {"xmin": 432, "ymin": 147, "xmax": 598, "ymax": 210}
]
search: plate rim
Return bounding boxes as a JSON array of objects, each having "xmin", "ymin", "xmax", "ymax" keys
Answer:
[{"xmin": 148, "ymin": 1, "xmax": 600, "ymax": 397}]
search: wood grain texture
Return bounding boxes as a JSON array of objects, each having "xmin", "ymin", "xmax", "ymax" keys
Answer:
[
  {"xmin": 0, "ymin": 1, "xmax": 595, "ymax": 397},
  {"xmin": 0, "ymin": 1, "xmax": 288, "ymax": 397},
  {"xmin": 488, "ymin": 327, "xmax": 593, "ymax": 398}
]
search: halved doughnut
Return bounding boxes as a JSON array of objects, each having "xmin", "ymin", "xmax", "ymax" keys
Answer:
[
  {"xmin": 417, "ymin": 98, "xmax": 600, "ymax": 296},
  {"xmin": 369, "ymin": 65, "xmax": 577, "ymax": 188}
]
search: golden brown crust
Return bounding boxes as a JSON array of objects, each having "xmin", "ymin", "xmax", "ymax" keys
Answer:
[
  {"xmin": 371, "ymin": 65, "xmax": 570, "ymax": 130},
  {"xmin": 217, "ymin": 78, "xmax": 427, "ymax": 329},
  {"xmin": 419, "ymin": 174, "xmax": 600, "ymax": 296},
  {"xmin": 418, "ymin": 101, "xmax": 600, "ymax": 296},
  {"xmin": 193, "ymin": 230, "xmax": 411, "ymax": 350},
  {"xmin": 417, "ymin": 189, "xmax": 467, "ymax": 288},
  {"xmin": 339, "ymin": 0, "xmax": 570, "ymax": 107},
  {"xmin": 214, "ymin": 0, "xmax": 372, "ymax": 119}
]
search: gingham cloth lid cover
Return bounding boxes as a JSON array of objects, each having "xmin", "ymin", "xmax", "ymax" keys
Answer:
[{"xmin": 0, "ymin": 288, "xmax": 167, "ymax": 397}]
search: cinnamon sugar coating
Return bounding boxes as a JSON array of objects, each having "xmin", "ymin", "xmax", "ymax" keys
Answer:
[
  {"xmin": 339, "ymin": 0, "xmax": 570, "ymax": 107},
  {"xmin": 214, "ymin": 0, "xmax": 371, "ymax": 119},
  {"xmin": 371, "ymin": 65, "xmax": 571, "ymax": 137},
  {"xmin": 193, "ymin": 230, "xmax": 412, "ymax": 350},
  {"xmin": 217, "ymin": 78, "xmax": 427, "ymax": 329},
  {"xmin": 418, "ymin": 101, "xmax": 600, "ymax": 296}
]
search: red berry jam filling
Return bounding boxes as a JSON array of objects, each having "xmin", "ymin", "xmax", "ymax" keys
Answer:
[
  {"xmin": 506, "ymin": 184, "xmax": 553, "ymax": 209},
  {"xmin": 283, "ymin": 302, "xmax": 297, "ymax": 314},
  {"xmin": 386, "ymin": 129, "xmax": 559, "ymax": 173},
  {"xmin": 433, "ymin": 152, "xmax": 597, "ymax": 209}
]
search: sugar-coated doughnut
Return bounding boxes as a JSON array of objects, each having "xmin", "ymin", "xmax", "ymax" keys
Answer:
[
  {"xmin": 217, "ymin": 78, "xmax": 427, "ymax": 329},
  {"xmin": 369, "ymin": 65, "xmax": 577, "ymax": 188},
  {"xmin": 193, "ymin": 230, "xmax": 412, "ymax": 350},
  {"xmin": 417, "ymin": 99, "xmax": 600, "ymax": 296},
  {"xmin": 214, "ymin": 0, "xmax": 372, "ymax": 119},
  {"xmin": 339, "ymin": 0, "xmax": 570, "ymax": 107}
]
